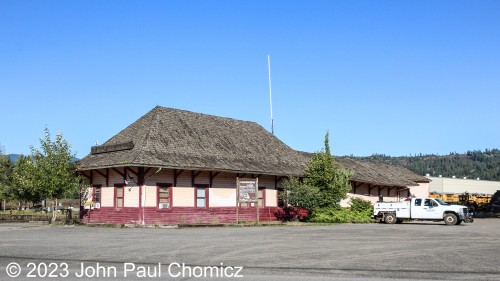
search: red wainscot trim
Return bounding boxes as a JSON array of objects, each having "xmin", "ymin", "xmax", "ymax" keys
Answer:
[
  {"xmin": 84, "ymin": 207, "xmax": 142, "ymax": 224},
  {"xmin": 84, "ymin": 206, "xmax": 302, "ymax": 225},
  {"xmin": 140, "ymin": 206, "xmax": 286, "ymax": 225}
]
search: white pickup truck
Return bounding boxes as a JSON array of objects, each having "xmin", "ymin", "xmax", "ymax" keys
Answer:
[{"xmin": 374, "ymin": 198, "xmax": 474, "ymax": 225}]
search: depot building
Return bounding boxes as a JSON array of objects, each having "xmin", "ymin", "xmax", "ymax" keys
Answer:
[{"xmin": 77, "ymin": 106, "xmax": 429, "ymax": 224}]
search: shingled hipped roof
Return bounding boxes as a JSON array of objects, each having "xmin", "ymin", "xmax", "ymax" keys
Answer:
[
  {"xmin": 77, "ymin": 106, "xmax": 308, "ymax": 176},
  {"xmin": 299, "ymin": 152, "xmax": 429, "ymax": 187},
  {"xmin": 336, "ymin": 157, "xmax": 430, "ymax": 187}
]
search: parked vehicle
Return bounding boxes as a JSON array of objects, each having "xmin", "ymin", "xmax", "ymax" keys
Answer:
[
  {"xmin": 29, "ymin": 204, "xmax": 45, "ymax": 212},
  {"xmin": 374, "ymin": 197, "xmax": 474, "ymax": 225}
]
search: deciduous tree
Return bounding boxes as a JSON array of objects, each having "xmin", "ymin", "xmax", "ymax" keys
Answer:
[
  {"xmin": 30, "ymin": 128, "xmax": 82, "ymax": 222},
  {"xmin": 12, "ymin": 155, "xmax": 41, "ymax": 205},
  {"xmin": 0, "ymin": 145, "xmax": 14, "ymax": 208}
]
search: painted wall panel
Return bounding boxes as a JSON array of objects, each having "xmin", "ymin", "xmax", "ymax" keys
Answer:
[
  {"xmin": 209, "ymin": 188, "xmax": 236, "ymax": 207},
  {"xmin": 124, "ymin": 186, "xmax": 139, "ymax": 207},
  {"xmin": 266, "ymin": 189, "xmax": 278, "ymax": 207},
  {"xmin": 410, "ymin": 183, "xmax": 430, "ymax": 198},
  {"xmin": 172, "ymin": 187, "xmax": 195, "ymax": 207},
  {"xmin": 101, "ymin": 186, "xmax": 114, "ymax": 207},
  {"xmin": 143, "ymin": 185, "xmax": 157, "ymax": 207}
]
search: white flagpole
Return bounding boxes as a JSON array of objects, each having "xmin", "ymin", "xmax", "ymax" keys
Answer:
[{"xmin": 268, "ymin": 54, "xmax": 274, "ymax": 135}]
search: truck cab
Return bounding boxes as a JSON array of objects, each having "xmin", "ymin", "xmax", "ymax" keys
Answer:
[{"xmin": 374, "ymin": 197, "xmax": 474, "ymax": 225}]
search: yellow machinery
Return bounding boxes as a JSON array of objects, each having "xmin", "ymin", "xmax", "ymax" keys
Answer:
[{"xmin": 429, "ymin": 192, "xmax": 491, "ymax": 209}]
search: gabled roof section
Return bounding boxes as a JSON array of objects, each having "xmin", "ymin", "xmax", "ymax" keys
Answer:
[{"xmin": 78, "ymin": 106, "xmax": 307, "ymax": 176}]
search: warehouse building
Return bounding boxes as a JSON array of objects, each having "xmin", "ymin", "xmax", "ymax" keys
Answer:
[{"xmin": 427, "ymin": 175, "xmax": 500, "ymax": 195}]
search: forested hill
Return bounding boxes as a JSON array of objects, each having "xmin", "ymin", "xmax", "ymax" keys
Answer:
[{"xmin": 350, "ymin": 149, "xmax": 500, "ymax": 181}]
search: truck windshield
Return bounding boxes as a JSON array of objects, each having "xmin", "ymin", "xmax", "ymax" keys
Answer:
[{"xmin": 434, "ymin": 199, "xmax": 448, "ymax": 205}]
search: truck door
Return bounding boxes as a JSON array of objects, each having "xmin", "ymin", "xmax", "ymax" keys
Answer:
[{"xmin": 412, "ymin": 199, "xmax": 442, "ymax": 219}]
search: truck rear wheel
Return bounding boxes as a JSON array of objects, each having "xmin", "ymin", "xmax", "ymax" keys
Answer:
[
  {"xmin": 444, "ymin": 213, "xmax": 457, "ymax": 225},
  {"xmin": 384, "ymin": 213, "xmax": 397, "ymax": 224}
]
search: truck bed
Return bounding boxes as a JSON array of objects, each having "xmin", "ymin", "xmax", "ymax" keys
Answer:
[{"xmin": 374, "ymin": 201, "xmax": 411, "ymax": 218}]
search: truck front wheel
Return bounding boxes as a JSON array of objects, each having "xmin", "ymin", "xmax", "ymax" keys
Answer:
[
  {"xmin": 444, "ymin": 213, "xmax": 457, "ymax": 225},
  {"xmin": 384, "ymin": 213, "xmax": 397, "ymax": 224}
]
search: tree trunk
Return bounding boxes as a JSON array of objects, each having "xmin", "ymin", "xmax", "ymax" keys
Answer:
[{"xmin": 51, "ymin": 198, "xmax": 57, "ymax": 223}]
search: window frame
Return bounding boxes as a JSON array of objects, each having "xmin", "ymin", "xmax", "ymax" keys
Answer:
[
  {"xmin": 258, "ymin": 186, "xmax": 266, "ymax": 208},
  {"xmin": 194, "ymin": 184, "xmax": 209, "ymax": 208},
  {"xmin": 157, "ymin": 183, "xmax": 173, "ymax": 210},
  {"xmin": 92, "ymin": 185, "xmax": 102, "ymax": 207},
  {"xmin": 114, "ymin": 184, "xmax": 125, "ymax": 209}
]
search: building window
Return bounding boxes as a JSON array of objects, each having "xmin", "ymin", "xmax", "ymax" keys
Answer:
[
  {"xmin": 258, "ymin": 187, "xmax": 265, "ymax": 207},
  {"xmin": 195, "ymin": 185, "xmax": 208, "ymax": 208},
  {"xmin": 93, "ymin": 185, "xmax": 101, "ymax": 205},
  {"xmin": 115, "ymin": 185, "xmax": 124, "ymax": 208},
  {"xmin": 157, "ymin": 183, "xmax": 172, "ymax": 209}
]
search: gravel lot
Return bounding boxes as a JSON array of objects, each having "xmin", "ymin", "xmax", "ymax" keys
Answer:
[{"xmin": 1, "ymin": 219, "xmax": 499, "ymax": 280}]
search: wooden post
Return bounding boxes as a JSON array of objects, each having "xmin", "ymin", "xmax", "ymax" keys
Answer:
[
  {"xmin": 138, "ymin": 167, "xmax": 145, "ymax": 224},
  {"xmin": 256, "ymin": 203, "xmax": 259, "ymax": 224},
  {"xmin": 256, "ymin": 177, "xmax": 259, "ymax": 224},
  {"xmin": 236, "ymin": 177, "xmax": 239, "ymax": 224}
]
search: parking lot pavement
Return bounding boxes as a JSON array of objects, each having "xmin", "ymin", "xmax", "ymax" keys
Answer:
[
  {"xmin": 1, "ymin": 219, "xmax": 499, "ymax": 280},
  {"xmin": 0, "ymin": 222, "xmax": 48, "ymax": 232}
]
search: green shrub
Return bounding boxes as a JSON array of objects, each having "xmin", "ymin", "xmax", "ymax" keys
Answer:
[
  {"xmin": 349, "ymin": 197, "xmax": 374, "ymax": 213},
  {"xmin": 308, "ymin": 198, "xmax": 374, "ymax": 223}
]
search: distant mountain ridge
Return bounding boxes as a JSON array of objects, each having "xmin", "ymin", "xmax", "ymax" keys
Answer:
[
  {"xmin": 9, "ymin": 154, "xmax": 20, "ymax": 163},
  {"xmin": 352, "ymin": 149, "xmax": 500, "ymax": 181}
]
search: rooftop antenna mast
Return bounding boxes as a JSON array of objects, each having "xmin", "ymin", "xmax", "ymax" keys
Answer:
[{"xmin": 268, "ymin": 54, "xmax": 274, "ymax": 135}]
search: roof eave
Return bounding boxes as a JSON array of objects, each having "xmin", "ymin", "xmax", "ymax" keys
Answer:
[{"xmin": 76, "ymin": 164, "xmax": 303, "ymax": 177}]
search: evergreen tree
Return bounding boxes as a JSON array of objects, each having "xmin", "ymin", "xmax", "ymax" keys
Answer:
[
  {"xmin": 304, "ymin": 132, "xmax": 352, "ymax": 207},
  {"xmin": 282, "ymin": 132, "xmax": 352, "ymax": 214}
]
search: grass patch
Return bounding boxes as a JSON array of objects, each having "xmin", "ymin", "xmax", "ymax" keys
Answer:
[{"xmin": 0, "ymin": 210, "xmax": 79, "ymax": 222}]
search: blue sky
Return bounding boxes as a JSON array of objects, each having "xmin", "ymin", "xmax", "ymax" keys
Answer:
[{"xmin": 1, "ymin": 1, "xmax": 499, "ymax": 158}]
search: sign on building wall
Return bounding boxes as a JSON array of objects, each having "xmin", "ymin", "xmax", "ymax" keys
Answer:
[{"xmin": 237, "ymin": 178, "xmax": 258, "ymax": 203}]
